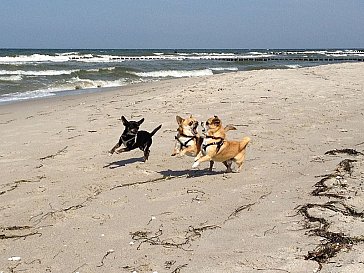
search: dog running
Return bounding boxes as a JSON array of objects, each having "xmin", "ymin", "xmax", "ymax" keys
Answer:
[
  {"xmin": 193, "ymin": 115, "xmax": 250, "ymax": 172},
  {"xmin": 172, "ymin": 115, "xmax": 237, "ymax": 171},
  {"xmin": 109, "ymin": 116, "xmax": 162, "ymax": 161}
]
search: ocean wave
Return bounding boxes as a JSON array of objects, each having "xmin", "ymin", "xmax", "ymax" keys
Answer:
[
  {"xmin": 0, "ymin": 52, "xmax": 270, "ymax": 64},
  {"xmin": 85, "ymin": 67, "xmax": 116, "ymax": 72},
  {"xmin": 1, "ymin": 50, "xmax": 363, "ymax": 65},
  {"xmin": 0, "ymin": 75, "xmax": 22, "ymax": 81},
  {"xmin": 132, "ymin": 69, "xmax": 213, "ymax": 78},
  {"xmin": 285, "ymin": 65, "xmax": 302, "ymax": 69},
  {"xmin": 0, "ymin": 89, "xmax": 56, "ymax": 103},
  {"xmin": 0, "ymin": 54, "xmax": 69, "ymax": 64},
  {"xmin": 0, "ymin": 69, "xmax": 78, "ymax": 76},
  {"xmin": 2, "ymin": 48, "xmax": 363, "ymax": 104},
  {"xmin": 0, "ymin": 78, "xmax": 129, "ymax": 103},
  {"xmin": 65, "ymin": 77, "xmax": 128, "ymax": 89},
  {"xmin": 0, "ymin": 53, "xmax": 116, "ymax": 64},
  {"xmin": 56, "ymin": 51, "xmax": 80, "ymax": 56},
  {"xmin": 210, "ymin": 67, "xmax": 238, "ymax": 71},
  {"xmin": 281, "ymin": 50, "xmax": 364, "ymax": 56},
  {"xmin": 176, "ymin": 52, "xmax": 236, "ymax": 57}
]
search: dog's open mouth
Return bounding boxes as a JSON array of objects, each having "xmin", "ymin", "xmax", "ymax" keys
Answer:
[{"xmin": 192, "ymin": 122, "xmax": 198, "ymax": 135}]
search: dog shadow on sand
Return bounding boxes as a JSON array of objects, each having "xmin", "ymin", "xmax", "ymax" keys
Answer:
[
  {"xmin": 104, "ymin": 159, "xmax": 227, "ymax": 177},
  {"xmin": 158, "ymin": 168, "xmax": 226, "ymax": 178},
  {"xmin": 104, "ymin": 156, "xmax": 231, "ymax": 176},
  {"xmin": 104, "ymin": 157, "xmax": 144, "ymax": 169}
]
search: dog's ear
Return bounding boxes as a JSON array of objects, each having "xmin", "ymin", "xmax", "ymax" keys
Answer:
[
  {"xmin": 137, "ymin": 118, "xmax": 145, "ymax": 125},
  {"xmin": 121, "ymin": 116, "xmax": 129, "ymax": 126},
  {"xmin": 176, "ymin": 116, "xmax": 184, "ymax": 125}
]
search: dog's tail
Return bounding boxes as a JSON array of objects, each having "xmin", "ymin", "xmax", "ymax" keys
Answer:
[
  {"xmin": 239, "ymin": 136, "xmax": 250, "ymax": 151},
  {"xmin": 224, "ymin": 124, "xmax": 237, "ymax": 132},
  {"xmin": 150, "ymin": 124, "xmax": 162, "ymax": 136}
]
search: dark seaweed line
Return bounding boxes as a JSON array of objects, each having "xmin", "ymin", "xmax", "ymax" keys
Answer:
[{"xmin": 298, "ymin": 150, "xmax": 364, "ymax": 271}]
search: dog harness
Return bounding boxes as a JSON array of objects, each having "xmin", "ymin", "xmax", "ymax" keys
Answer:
[
  {"xmin": 202, "ymin": 136, "xmax": 225, "ymax": 153},
  {"xmin": 175, "ymin": 134, "xmax": 197, "ymax": 149},
  {"xmin": 121, "ymin": 133, "xmax": 137, "ymax": 148}
]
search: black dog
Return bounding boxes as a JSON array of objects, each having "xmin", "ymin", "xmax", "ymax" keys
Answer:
[{"xmin": 109, "ymin": 116, "xmax": 162, "ymax": 161}]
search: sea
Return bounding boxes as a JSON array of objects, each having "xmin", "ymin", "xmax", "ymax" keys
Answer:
[{"xmin": 0, "ymin": 48, "xmax": 363, "ymax": 104}]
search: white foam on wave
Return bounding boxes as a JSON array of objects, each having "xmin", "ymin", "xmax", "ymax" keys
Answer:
[
  {"xmin": 285, "ymin": 64, "xmax": 302, "ymax": 69},
  {"xmin": 86, "ymin": 67, "xmax": 116, "ymax": 72},
  {"xmin": 133, "ymin": 69, "xmax": 213, "ymax": 78},
  {"xmin": 74, "ymin": 55, "xmax": 122, "ymax": 63},
  {"xmin": 0, "ymin": 77, "xmax": 129, "ymax": 103},
  {"xmin": 0, "ymin": 75, "xmax": 22, "ymax": 81},
  {"xmin": 67, "ymin": 77, "xmax": 127, "ymax": 88},
  {"xmin": 210, "ymin": 67, "xmax": 238, "ymax": 71},
  {"xmin": 0, "ymin": 69, "xmax": 77, "ymax": 76},
  {"xmin": 177, "ymin": 52, "xmax": 235, "ymax": 57},
  {"xmin": 56, "ymin": 51, "xmax": 80, "ymax": 56},
  {"xmin": 249, "ymin": 51, "xmax": 269, "ymax": 55},
  {"xmin": 0, "ymin": 52, "xmax": 247, "ymax": 64},
  {"xmin": 0, "ymin": 89, "xmax": 56, "ymax": 103},
  {"xmin": 0, "ymin": 54, "xmax": 69, "ymax": 64},
  {"xmin": 1, "ymin": 50, "xmax": 363, "ymax": 65},
  {"xmin": 285, "ymin": 50, "xmax": 364, "ymax": 56},
  {"xmin": 0, "ymin": 53, "xmax": 119, "ymax": 64}
]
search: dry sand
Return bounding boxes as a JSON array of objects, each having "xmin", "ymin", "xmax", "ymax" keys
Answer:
[{"xmin": 1, "ymin": 63, "xmax": 364, "ymax": 273}]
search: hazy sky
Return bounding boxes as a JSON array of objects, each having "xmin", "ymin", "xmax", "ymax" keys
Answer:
[{"xmin": 1, "ymin": 0, "xmax": 363, "ymax": 49}]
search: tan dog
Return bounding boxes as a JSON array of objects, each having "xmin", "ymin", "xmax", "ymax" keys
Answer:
[
  {"xmin": 171, "ymin": 115, "xmax": 202, "ymax": 157},
  {"xmin": 172, "ymin": 115, "xmax": 236, "ymax": 171},
  {"xmin": 192, "ymin": 116, "xmax": 250, "ymax": 172}
]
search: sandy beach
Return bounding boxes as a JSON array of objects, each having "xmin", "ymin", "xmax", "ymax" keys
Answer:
[{"xmin": 1, "ymin": 63, "xmax": 364, "ymax": 273}]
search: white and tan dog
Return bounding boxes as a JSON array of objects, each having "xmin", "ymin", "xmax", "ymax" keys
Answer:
[
  {"xmin": 193, "ymin": 116, "xmax": 250, "ymax": 172},
  {"xmin": 172, "ymin": 115, "xmax": 236, "ymax": 171},
  {"xmin": 171, "ymin": 115, "xmax": 202, "ymax": 157}
]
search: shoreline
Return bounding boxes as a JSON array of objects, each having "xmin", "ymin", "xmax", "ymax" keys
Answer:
[
  {"xmin": 2, "ymin": 47, "xmax": 364, "ymax": 106},
  {"xmin": 0, "ymin": 75, "xmax": 204, "ymax": 108},
  {"xmin": 0, "ymin": 62, "xmax": 336, "ymax": 107},
  {"xmin": 1, "ymin": 62, "xmax": 364, "ymax": 273}
]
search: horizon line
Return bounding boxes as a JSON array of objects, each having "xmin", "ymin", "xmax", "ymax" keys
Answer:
[{"xmin": 1, "ymin": 47, "xmax": 364, "ymax": 51}]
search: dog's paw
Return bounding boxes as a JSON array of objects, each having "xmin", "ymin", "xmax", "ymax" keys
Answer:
[{"xmin": 192, "ymin": 161, "xmax": 200, "ymax": 168}]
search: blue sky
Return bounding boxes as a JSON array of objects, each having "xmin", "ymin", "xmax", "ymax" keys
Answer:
[{"xmin": 1, "ymin": 0, "xmax": 363, "ymax": 49}]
